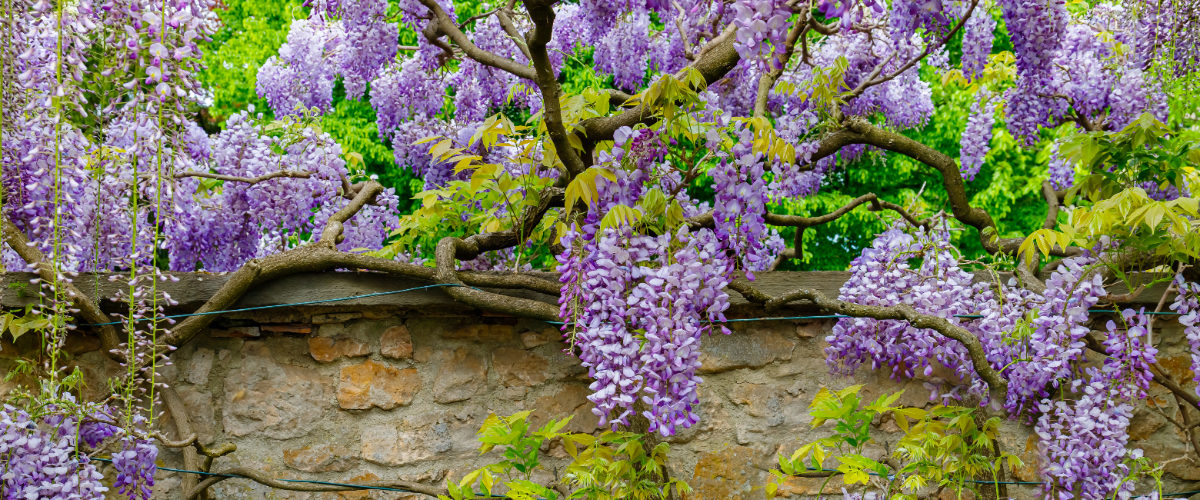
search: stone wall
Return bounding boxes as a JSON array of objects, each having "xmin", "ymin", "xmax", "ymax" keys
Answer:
[{"xmin": 0, "ymin": 272, "xmax": 1192, "ymax": 499}]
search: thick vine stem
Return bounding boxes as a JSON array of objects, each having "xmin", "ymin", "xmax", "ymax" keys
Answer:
[
  {"xmin": 161, "ymin": 383, "xmax": 204, "ymax": 498},
  {"xmin": 151, "ymin": 431, "xmax": 198, "ymax": 448},
  {"xmin": 522, "ymin": 0, "xmax": 589, "ymax": 178},
  {"xmin": 1041, "ymin": 180, "xmax": 1061, "ymax": 230},
  {"xmin": 1015, "ymin": 256, "xmax": 1047, "ymax": 294},
  {"xmin": 161, "ymin": 186, "xmax": 563, "ymax": 348},
  {"xmin": 1151, "ymin": 364, "xmax": 1200, "ymax": 409},
  {"xmin": 434, "ymin": 237, "xmax": 560, "ymax": 321},
  {"xmin": 496, "ymin": 8, "xmax": 533, "ymax": 61},
  {"xmin": 728, "ymin": 279, "xmax": 1008, "ymax": 393},
  {"xmin": 839, "ymin": 119, "xmax": 1007, "ymax": 252},
  {"xmin": 416, "ymin": 0, "xmax": 536, "ymax": 81},
  {"xmin": 184, "ymin": 467, "xmax": 446, "ymax": 500},
  {"xmin": 579, "ymin": 25, "xmax": 739, "ymax": 150},
  {"xmin": 753, "ymin": 16, "xmax": 808, "ymax": 117},
  {"xmin": 319, "ymin": 181, "xmax": 385, "ymax": 244},
  {"xmin": 0, "ymin": 214, "xmax": 121, "ymax": 357},
  {"xmin": 821, "ymin": 118, "xmax": 1082, "ymax": 258}
]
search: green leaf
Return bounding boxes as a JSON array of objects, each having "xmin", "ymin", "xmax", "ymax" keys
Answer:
[{"xmin": 599, "ymin": 205, "xmax": 643, "ymax": 232}]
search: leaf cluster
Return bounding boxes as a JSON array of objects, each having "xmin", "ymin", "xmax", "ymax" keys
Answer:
[
  {"xmin": 767, "ymin": 386, "xmax": 1020, "ymax": 500},
  {"xmin": 441, "ymin": 411, "xmax": 688, "ymax": 500}
]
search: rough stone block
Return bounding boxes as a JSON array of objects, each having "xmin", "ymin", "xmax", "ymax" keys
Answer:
[
  {"xmin": 313, "ymin": 312, "xmax": 363, "ymax": 324},
  {"xmin": 445, "ymin": 324, "xmax": 514, "ymax": 342},
  {"xmin": 520, "ymin": 328, "xmax": 560, "ymax": 349},
  {"xmin": 177, "ymin": 387, "xmax": 216, "ymax": 445},
  {"xmin": 698, "ymin": 329, "xmax": 795, "ymax": 373},
  {"xmin": 381, "ymin": 325, "xmax": 413, "ymax": 359},
  {"xmin": 684, "ymin": 445, "xmax": 769, "ymax": 500},
  {"xmin": 309, "ymin": 336, "xmax": 371, "ymax": 363},
  {"xmin": 361, "ymin": 411, "xmax": 478, "ymax": 466},
  {"xmin": 184, "ymin": 348, "xmax": 214, "ymax": 385},
  {"xmin": 282, "ymin": 444, "xmax": 358, "ymax": 473},
  {"xmin": 261, "ymin": 323, "xmax": 312, "ymax": 335},
  {"xmin": 222, "ymin": 342, "xmax": 330, "ymax": 440},
  {"xmin": 337, "ymin": 359, "xmax": 421, "ymax": 410},
  {"xmin": 493, "ymin": 347, "xmax": 548, "ymax": 387},
  {"xmin": 433, "ymin": 348, "xmax": 487, "ymax": 403},
  {"xmin": 530, "ymin": 385, "xmax": 600, "ymax": 433}
]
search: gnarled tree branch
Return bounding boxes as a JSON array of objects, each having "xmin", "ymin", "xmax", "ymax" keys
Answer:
[
  {"xmin": 727, "ymin": 279, "xmax": 1008, "ymax": 393},
  {"xmin": 579, "ymin": 25, "xmax": 740, "ymax": 153},
  {"xmin": 0, "ymin": 214, "xmax": 121, "ymax": 357},
  {"xmin": 754, "ymin": 16, "xmax": 808, "ymax": 117},
  {"xmin": 434, "ymin": 236, "xmax": 559, "ymax": 321},
  {"xmin": 417, "ymin": 0, "xmax": 536, "ymax": 80},
  {"xmin": 521, "ymin": 0, "xmax": 589, "ymax": 178},
  {"xmin": 185, "ymin": 467, "xmax": 445, "ymax": 500},
  {"xmin": 160, "ymin": 383, "xmax": 204, "ymax": 499}
]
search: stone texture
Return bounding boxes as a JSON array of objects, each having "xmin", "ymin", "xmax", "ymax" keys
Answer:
[
  {"xmin": 698, "ymin": 329, "xmax": 795, "ymax": 373},
  {"xmin": 63, "ymin": 332, "xmax": 101, "ymax": 355},
  {"xmin": 775, "ymin": 476, "xmax": 855, "ymax": 496},
  {"xmin": 338, "ymin": 472, "xmax": 380, "ymax": 500},
  {"xmin": 1128, "ymin": 408, "xmax": 1167, "ymax": 441},
  {"xmin": 211, "ymin": 326, "xmax": 260, "ymax": 338},
  {"xmin": 318, "ymin": 323, "xmax": 348, "ymax": 338},
  {"xmin": 309, "ymin": 336, "xmax": 372, "ymax": 363},
  {"xmin": 337, "ymin": 359, "xmax": 421, "ymax": 410},
  {"xmin": 530, "ymin": 385, "xmax": 601, "ymax": 433},
  {"xmin": 380, "ymin": 325, "xmax": 413, "ymax": 359},
  {"xmin": 493, "ymin": 347, "xmax": 548, "ymax": 387},
  {"xmin": 445, "ymin": 324, "xmax": 514, "ymax": 342},
  {"xmin": 184, "ymin": 348, "xmax": 214, "ymax": 385},
  {"xmin": 178, "ymin": 387, "xmax": 216, "ymax": 444},
  {"xmin": 282, "ymin": 444, "xmax": 358, "ymax": 473},
  {"xmin": 222, "ymin": 342, "xmax": 331, "ymax": 439},
  {"xmin": 684, "ymin": 445, "xmax": 768, "ymax": 500},
  {"xmin": 261, "ymin": 323, "xmax": 312, "ymax": 334},
  {"xmin": 313, "ymin": 312, "xmax": 363, "ymax": 324},
  {"xmin": 134, "ymin": 297, "xmax": 1197, "ymax": 499},
  {"xmin": 432, "ymin": 348, "xmax": 487, "ymax": 403},
  {"xmin": 521, "ymin": 328, "xmax": 560, "ymax": 349},
  {"xmin": 361, "ymin": 411, "xmax": 479, "ymax": 466},
  {"xmin": 728, "ymin": 383, "xmax": 789, "ymax": 427}
]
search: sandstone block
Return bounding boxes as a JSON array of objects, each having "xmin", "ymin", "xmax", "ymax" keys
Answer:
[
  {"xmin": 184, "ymin": 348, "xmax": 214, "ymax": 385},
  {"xmin": 445, "ymin": 324, "xmax": 514, "ymax": 342},
  {"xmin": 698, "ymin": 329, "xmax": 795, "ymax": 373},
  {"xmin": 520, "ymin": 328, "xmax": 560, "ymax": 349},
  {"xmin": 338, "ymin": 359, "xmax": 421, "ymax": 410},
  {"xmin": 338, "ymin": 472, "xmax": 380, "ymax": 500},
  {"xmin": 531, "ymin": 385, "xmax": 600, "ymax": 433},
  {"xmin": 728, "ymin": 383, "xmax": 787, "ymax": 426},
  {"xmin": 380, "ymin": 325, "xmax": 413, "ymax": 359},
  {"xmin": 282, "ymin": 444, "xmax": 358, "ymax": 473},
  {"xmin": 684, "ymin": 445, "xmax": 769, "ymax": 500},
  {"xmin": 493, "ymin": 347, "xmax": 548, "ymax": 387},
  {"xmin": 361, "ymin": 411, "xmax": 478, "ymax": 466},
  {"xmin": 309, "ymin": 336, "xmax": 371, "ymax": 363},
  {"xmin": 313, "ymin": 312, "xmax": 363, "ymax": 324},
  {"xmin": 177, "ymin": 387, "xmax": 216, "ymax": 444},
  {"xmin": 433, "ymin": 348, "xmax": 487, "ymax": 403},
  {"xmin": 261, "ymin": 323, "xmax": 312, "ymax": 335},
  {"xmin": 222, "ymin": 342, "xmax": 331, "ymax": 440}
]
